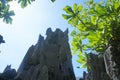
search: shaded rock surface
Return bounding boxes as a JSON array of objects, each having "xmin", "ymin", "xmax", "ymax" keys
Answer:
[
  {"xmin": 15, "ymin": 28, "xmax": 76, "ymax": 80},
  {"xmin": 82, "ymin": 53, "xmax": 111, "ymax": 80},
  {"xmin": 0, "ymin": 65, "xmax": 17, "ymax": 80}
]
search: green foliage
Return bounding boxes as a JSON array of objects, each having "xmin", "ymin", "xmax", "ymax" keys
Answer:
[
  {"xmin": 0, "ymin": 0, "xmax": 35, "ymax": 24},
  {"xmin": 0, "ymin": 0, "xmax": 57, "ymax": 24},
  {"xmin": 18, "ymin": 0, "xmax": 33, "ymax": 8},
  {"xmin": 0, "ymin": 0, "xmax": 15, "ymax": 24},
  {"xmin": 51, "ymin": 0, "xmax": 56, "ymax": 3},
  {"xmin": 63, "ymin": 0, "xmax": 120, "ymax": 68}
]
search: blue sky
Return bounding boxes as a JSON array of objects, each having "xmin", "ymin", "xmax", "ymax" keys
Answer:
[{"xmin": 0, "ymin": 0, "xmax": 86, "ymax": 77}]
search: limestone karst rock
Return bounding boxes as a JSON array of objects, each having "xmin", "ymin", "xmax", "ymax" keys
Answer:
[
  {"xmin": 82, "ymin": 53, "xmax": 111, "ymax": 80},
  {"xmin": 15, "ymin": 28, "xmax": 76, "ymax": 80},
  {"xmin": 104, "ymin": 46, "xmax": 120, "ymax": 80},
  {"xmin": 0, "ymin": 65, "xmax": 17, "ymax": 80}
]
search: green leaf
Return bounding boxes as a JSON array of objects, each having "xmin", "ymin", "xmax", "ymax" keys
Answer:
[
  {"xmin": 9, "ymin": 10, "xmax": 15, "ymax": 16},
  {"xmin": 88, "ymin": 0, "xmax": 93, "ymax": 4},
  {"xmin": 0, "ymin": 13, "xmax": 4, "ymax": 18},
  {"xmin": 114, "ymin": 2, "xmax": 119, "ymax": 10},
  {"xmin": 62, "ymin": 14, "xmax": 72, "ymax": 20},
  {"xmin": 89, "ymin": 9, "xmax": 95, "ymax": 14},
  {"xmin": 73, "ymin": 3, "xmax": 77, "ymax": 13},
  {"xmin": 28, "ymin": 0, "xmax": 31, "ymax": 4},
  {"xmin": 18, "ymin": 0, "xmax": 31, "ymax": 8},
  {"xmin": 77, "ymin": 58, "xmax": 85, "ymax": 63},
  {"xmin": 3, "ymin": 10, "xmax": 15, "ymax": 24},
  {"xmin": 91, "ymin": 16, "xmax": 97, "ymax": 25},
  {"xmin": 80, "ymin": 62, "xmax": 87, "ymax": 68},
  {"xmin": 99, "ymin": 1, "xmax": 104, "ymax": 5},
  {"xmin": 70, "ymin": 29, "xmax": 77, "ymax": 36},
  {"xmin": 21, "ymin": 0, "xmax": 27, "ymax": 8},
  {"xmin": 3, "ymin": 5, "xmax": 10, "ymax": 12},
  {"xmin": 51, "ymin": 0, "xmax": 56, "ymax": 2},
  {"xmin": 77, "ymin": 54, "xmax": 86, "ymax": 63},
  {"xmin": 88, "ymin": 31, "xmax": 99, "ymax": 44},
  {"xmin": 96, "ymin": 4, "xmax": 106, "ymax": 15},
  {"xmin": 3, "ymin": 16, "xmax": 12, "ymax": 24},
  {"xmin": 63, "ymin": 6, "xmax": 73, "ymax": 14},
  {"xmin": 78, "ymin": 5, "xmax": 82, "ymax": 12},
  {"xmin": 68, "ymin": 17, "xmax": 78, "ymax": 26},
  {"xmin": 18, "ymin": 0, "xmax": 22, "ymax": 3},
  {"xmin": 77, "ymin": 24, "xmax": 86, "ymax": 31}
]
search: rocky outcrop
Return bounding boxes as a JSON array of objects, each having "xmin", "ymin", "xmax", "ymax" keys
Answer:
[
  {"xmin": 82, "ymin": 53, "xmax": 111, "ymax": 80},
  {"xmin": 78, "ymin": 45, "xmax": 120, "ymax": 80},
  {"xmin": 104, "ymin": 46, "xmax": 120, "ymax": 80},
  {"xmin": 0, "ymin": 35, "xmax": 5, "ymax": 44},
  {"xmin": 15, "ymin": 28, "xmax": 76, "ymax": 80},
  {"xmin": 0, "ymin": 65, "xmax": 17, "ymax": 80}
]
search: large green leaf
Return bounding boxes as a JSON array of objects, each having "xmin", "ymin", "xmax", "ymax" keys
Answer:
[
  {"xmin": 80, "ymin": 62, "xmax": 87, "ymax": 68},
  {"xmin": 73, "ymin": 3, "xmax": 77, "ymax": 13},
  {"xmin": 114, "ymin": 2, "xmax": 119, "ymax": 10},
  {"xmin": 3, "ymin": 16, "xmax": 12, "ymax": 24},
  {"xmin": 96, "ymin": 4, "xmax": 106, "ymax": 15},
  {"xmin": 3, "ymin": 10, "xmax": 15, "ymax": 24},
  {"xmin": 62, "ymin": 14, "xmax": 72, "ymax": 20},
  {"xmin": 63, "ymin": 6, "xmax": 74, "ymax": 14},
  {"xmin": 68, "ymin": 17, "xmax": 78, "ymax": 26},
  {"xmin": 9, "ymin": 10, "xmax": 15, "ymax": 16},
  {"xmin": 78, "ymin": 5, "xmax": 82, "ymax": 12},
  {"xmin": 91, "ymin": 16, "xmax": 97, "ymax": 25},
  {"xmin": 18, "ymin": 0, "xmax": 31, "ymax": 8}
]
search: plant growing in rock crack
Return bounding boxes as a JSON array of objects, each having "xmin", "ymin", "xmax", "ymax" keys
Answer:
[{"xmin": 62, "ymin": 0, "xmax": 120, "ymax": 68}]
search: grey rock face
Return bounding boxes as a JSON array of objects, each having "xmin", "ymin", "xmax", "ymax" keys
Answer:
[
  {"xmin": 104, "ymin": 46, "xmax": 120, "ymax": 80},
  {"xmin": 82, "ymin": 53, "xmax": 111, "ymax": 80},
  {"xmin": 15, "ymin": 28, "xmax": 76, "ymax": 80},
  {"xmin": 0, "ymin": 65, "xmax": 17, "ymax": 80}
]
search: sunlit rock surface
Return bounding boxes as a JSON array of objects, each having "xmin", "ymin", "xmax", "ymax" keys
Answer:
[{"xmin": 104, "ymin": 46, "xmax": 120, "ymax": 80}]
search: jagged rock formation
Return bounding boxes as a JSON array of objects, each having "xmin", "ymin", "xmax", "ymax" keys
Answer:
[
  {"xmin": 0, "ymin": 35, "xmax": 5, "ymax": 44},
  {"xmin": 0, "ymin": 65, "xmax": 17, "ymax": 80},
  {"xmin": 15, "ymin": 28, "xmax": 76, "ymax": 80},
  {"xmin": 82, "ymin": 53, "xmax": 111, "ymax": 80},
  {"xmin": 104, "ymin": 46, "xmax": 120, "ymax": 80}
]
